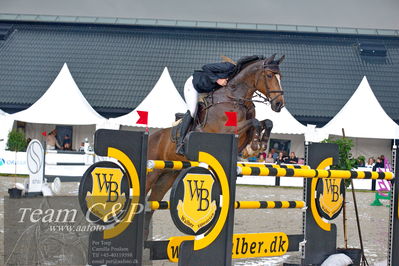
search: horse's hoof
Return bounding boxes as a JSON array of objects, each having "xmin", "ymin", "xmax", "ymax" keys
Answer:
[{"xmin": 264, "ymin": 119, "xmax": 273, "ymax": 130}]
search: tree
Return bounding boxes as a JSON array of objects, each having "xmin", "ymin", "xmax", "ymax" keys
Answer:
[{"xmin": 6, "ymin": 130, "xmax": 27, "ymax": 152}]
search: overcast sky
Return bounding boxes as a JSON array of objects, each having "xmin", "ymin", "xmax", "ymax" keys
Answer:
[{"xmin": 1, "ymin": 0, "xmax": 399, "ymax": 30}]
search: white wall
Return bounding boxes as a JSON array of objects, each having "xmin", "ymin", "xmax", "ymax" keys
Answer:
[
  {"xmin": 352, "ymin": 137, "xmax": 392, "ymax": 163},
  {"xmin": 270, "ymin": 133, "xmax": 305, "ymax": 158},
  {"xmin": 327, "ymin": 136, "xmax": 393, "ymax": 163}
]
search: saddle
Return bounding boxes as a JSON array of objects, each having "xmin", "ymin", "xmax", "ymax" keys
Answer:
[{"xmin": 170, "ymin": 97, "xmax": 208, "ymax": 143}]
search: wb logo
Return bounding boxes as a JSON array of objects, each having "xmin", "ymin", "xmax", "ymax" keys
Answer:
[
  {"xmin": 318, "ymin": 178, "xmax": 344, "ymax": 219},
  {"xmin": 176, "ymin": 173, "xmax": 217, "ymax": 233},
  {"xmin": 187, "ymin": 180, "xmax": 210, "ymax": 211},
  {"xmin": 324, "ymin": 179, "xmax": 340, "ymax": 202},
  {"xmin": 95, "ymin": 173, "xmax": 119, "ymax": 202},
  {"xmin": 85, "ymin": 167, "xmax": 127, "ymax": 223}
]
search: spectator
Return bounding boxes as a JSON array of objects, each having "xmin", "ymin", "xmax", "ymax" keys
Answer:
[
  {"xmin": 45, "ymin": 130, "xmax": 61, "ymax": 150},
  {"xmin": 381, "ymin": 155, "xmax": 388, "ymax": 167},
  {"xmin": 276, "ymin": 152, "xmax": 286, "ymax": 164},
  {"xmin": 62, "ymin": 135, "xmax": 72, "ymax": 150},
  {"xmin": 265, "ymin": 153, "xmax": 275, "ymax": 163},
  {"xmin": 248, "ymin": 155, "xmax": 258, "ymax": 162},
  {"xmin": 357, "ymin": 158, "xmax": 365, "ymax": 167},
  {"xmin": 285, "ymin": 152, "xmax": 298, "ymax": 164},
  {"xmin": 373, "ymin": 156, "xmax": 384, "ymax": 171},
  {"xmin": 238, "ymin": 153, "xmax": 248, "ymax": 162},
  {"xmin": 297, "ymin": 158, "xmax": 305, "ymax": 165},
  {"xmin": 270, "ymin": 148, "xmax": 278, "ymax": 161},
  {"xmin": 79, "ymin": 142, "xmax": 85, "ymax": 152},
  {"xmin": 365, "ymin": 157, "xmax": 375, "ymax": 168},
  {"xmin": 257, "ymin": 153, "xmax": 265, "ymax": 162}
]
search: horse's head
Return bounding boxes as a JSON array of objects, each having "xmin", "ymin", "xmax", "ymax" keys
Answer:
[{"xmin": 256, "ymin": 54, "xmax": 286, "ymax": 112}]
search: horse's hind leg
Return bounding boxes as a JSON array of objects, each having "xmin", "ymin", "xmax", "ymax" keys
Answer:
[{"xmin": 144, "ymin": 170, "xmax": 179, "ymax": 240}]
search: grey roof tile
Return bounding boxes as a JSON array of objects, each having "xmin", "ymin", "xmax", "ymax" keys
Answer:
[{"xmin": 0, "ymin": 22, "xmax": 398, "ymax": 122}]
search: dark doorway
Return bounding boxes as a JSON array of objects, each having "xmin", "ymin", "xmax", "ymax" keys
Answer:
[{"xmin": 56, "ymin": 125, "xmax": 73, "ymax": 150}]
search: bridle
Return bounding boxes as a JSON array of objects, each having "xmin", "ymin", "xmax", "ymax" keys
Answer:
[
  {"xmin": 254, "ymin": 62, "xmax": 285, "ymax": 105},
  {"xmin": 205, "ymin": 58, "xmax": 285, "ymax": 109}
]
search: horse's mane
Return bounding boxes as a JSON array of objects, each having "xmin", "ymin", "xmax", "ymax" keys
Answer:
[{"xmin": 229, "ymin": 55, "xmax": 264, "ymax": 80}]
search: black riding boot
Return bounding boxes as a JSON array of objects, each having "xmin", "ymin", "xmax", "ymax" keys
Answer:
[{"xmin": 176, "ymin": 111, "xmax": 192, "ymax": 155}]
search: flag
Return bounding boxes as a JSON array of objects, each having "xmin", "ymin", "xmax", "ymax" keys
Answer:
[
  {"xmin": 225, "ymin": 112, "xmax": 237, "ymax": 127},
  {"xmin": 136, "ymin": 111, "xmax": 149, "ymax": 125},
  {"xmin": 41, "ymin": 131, "xmax": 47, "ymax": 136}
]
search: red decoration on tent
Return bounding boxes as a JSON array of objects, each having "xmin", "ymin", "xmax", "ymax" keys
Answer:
[
  {"xmin": 136, "ymin": 110, "xmax": 149, "ymax": 132},
  {"xmin": 136, "ymin": 111, "xmax": 148, "ymax": 125},
  {"xmin": 41, "ymin": 131, "xmax": 47, "ymax": 136}
]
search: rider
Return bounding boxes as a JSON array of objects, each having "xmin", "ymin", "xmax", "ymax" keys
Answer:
[{"xmin": 176, "ymin": 61, "xmax": 236, "ymax": 155}]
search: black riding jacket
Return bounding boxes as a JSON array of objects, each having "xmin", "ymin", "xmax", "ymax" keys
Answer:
[{"xmin": 192, "ymin": 62, "xmax": 235, "ymax": 93}]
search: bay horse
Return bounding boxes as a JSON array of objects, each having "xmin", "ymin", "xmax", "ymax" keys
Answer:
[{"xmin": 145, "ymin": 54, "xmax": 285, "ymax": 236}]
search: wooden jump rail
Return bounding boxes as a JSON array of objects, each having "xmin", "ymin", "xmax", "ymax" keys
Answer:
[
  {"xmin": 148, "ymin": 200, "xmax": 305, "ymax": 210},
  {"xmin": 237, "ymin": 166, "xmax": 394, "ymax": 180}
]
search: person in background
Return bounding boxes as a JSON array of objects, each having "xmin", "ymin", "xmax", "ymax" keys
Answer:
[
  {"xmin": 365, "ymin": 157, "xmax": 375, "ymax": 168},
  {"xmin": 247, "ymin": 155, "xmax": 258, "ymax": 162},
  {"xmin": 257, "ymin": 153, "xmax": 265, "ymax": 162},
  {"xmin": 380, "ymin": 155, "xmax": 387, "ymax": 167},
  {"xmin": 79, "ymin": 142, "xmax": 85, "ymax": 152},
  {"xmin": 45, "ymin": 130, "xmax": 61, "ymax": 150},
  {"xmin": 238, "ymin": 153, "xmax": 248, "ymax": 162},
  {"xmin": 276, "ymin": 152, "xmax": 286, "ymax": 164},
  {"xmin": 62, "ymin": 135, "xmax": 72, "ymax": 150},
  {"xmin": 270, "ymin": 148, "xmax": 278, "ymax": 161},
  {"xmin": 373, "ymin": 156, "xmax": 385, "ymax": 171},
  {"xmin": 285, "ymin": 152, "xmax": 298, "ymax": 164},
  {"xmin": 265, "ymin": 153, "xmax": 275, "ymax": 163}
]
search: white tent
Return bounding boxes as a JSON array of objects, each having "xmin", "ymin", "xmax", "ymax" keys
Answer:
[
  {"xmin": 112, "ymin": 67, "xmax": 187, "ymax": 128},
  {"xmin": 0, "ymin": 108, "xmax": 7, "ymax": 116},
  {"xmin": 322, "ymin": 76, "xmax": 399, "ymax": 139},
  {"xmin": 255, "ymin": 101, "xmax": 307, "ymax": 157},
  {"xmin": 255, "ymin": 103, "xmax": 307, "ymax": 135},
  {"xmin": 11, "ymin": 63, "xmax": 106, "ymax": 125}
]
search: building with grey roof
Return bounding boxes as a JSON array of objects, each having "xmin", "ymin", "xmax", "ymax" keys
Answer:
[{"xmin": 0, "ymin": 0, "xmax": 398, "ymax": 126}]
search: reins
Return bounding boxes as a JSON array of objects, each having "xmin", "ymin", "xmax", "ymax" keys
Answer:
[{"xmin": 198, "ymin": 56, "xmax": 285, "ymax": 126}]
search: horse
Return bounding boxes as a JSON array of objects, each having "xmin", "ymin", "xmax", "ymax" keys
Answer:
[{"xmin": 144, "ymin": 54, "xmax": 285, "ymax": 237}]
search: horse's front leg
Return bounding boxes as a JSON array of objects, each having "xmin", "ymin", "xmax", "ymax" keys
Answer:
[
  {"xmin": 237, "ymin": 118, "xmax": 259, "ymax": 135},
  {"xmin": 237, "ymin": 118, "xmax": 261, "ymax": 153},
  {"xmin": 259, "ymin": 119, "xmax": 273, "ymax": 152}
]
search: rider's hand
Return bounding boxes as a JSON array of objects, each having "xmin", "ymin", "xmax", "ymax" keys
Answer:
[{"xmin": 216, "ymin": 78, "xmax": 228, "ymax": 86}]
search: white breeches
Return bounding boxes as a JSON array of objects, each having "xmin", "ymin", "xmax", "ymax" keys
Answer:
[{"xmin": 183, "ymin": 76, "xmax": 198, "ymax": 118}]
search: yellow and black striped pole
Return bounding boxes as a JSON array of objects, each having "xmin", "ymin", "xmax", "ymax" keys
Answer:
[
  {"xmin": 238, "ymin": 166, "xmax": 394, "ymax": 180},
  {"xmin": 147, "ymin": 160, "xmax": 199, "ymax": 170},
  {"xmin": 148, "ymin": 200, "xmax": 305, "ymax": 210},
  {"xmin": 148, "ymin": 200, "xmax": 170, "ymax": 210},
  {"xmin": 234, "ymin": 200, "xmax": 305, "ymax": 209},
  {"xmin": 237, "ymin": 162, "xmax": 310, "ymax": 169}
]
